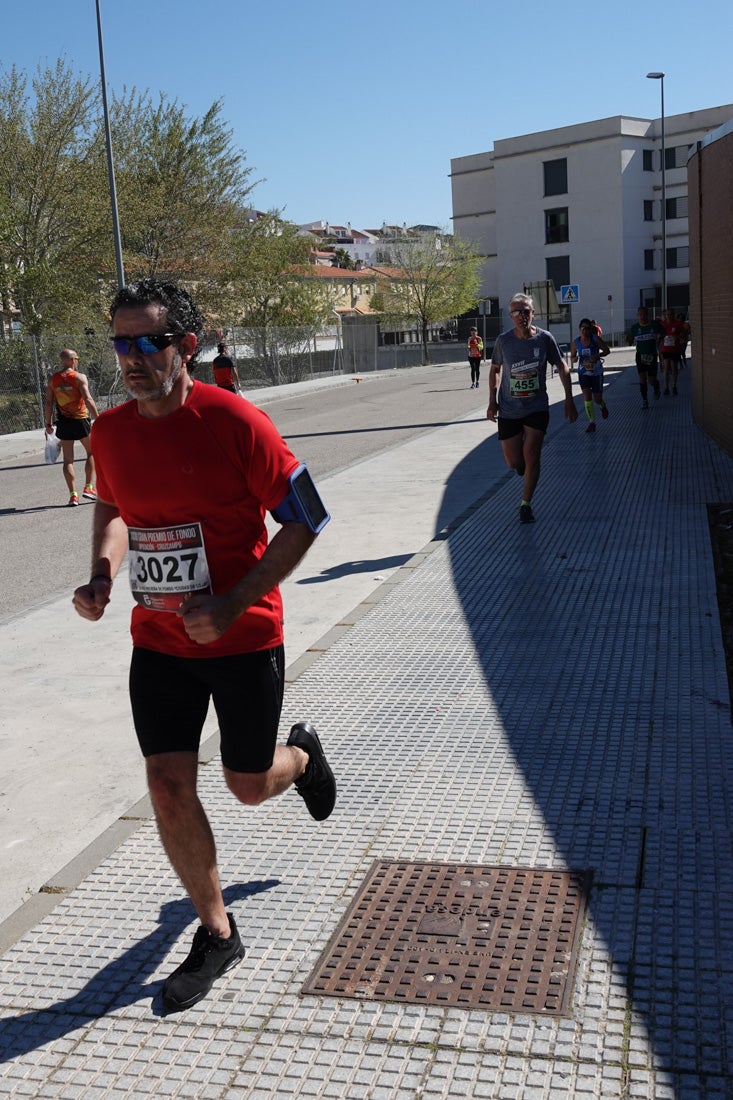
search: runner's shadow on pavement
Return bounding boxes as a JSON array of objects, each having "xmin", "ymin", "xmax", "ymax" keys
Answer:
[
  {"xmin": 0, "ymin": 504, "xmax": 90, "ymax": 516},
  {"xmin": 0, "ymin": 880, "xmax": 278, "ymax": 1062},
  {"xmin": 296, "ymin": 554, "xmax": 414, "ymax": 583}
]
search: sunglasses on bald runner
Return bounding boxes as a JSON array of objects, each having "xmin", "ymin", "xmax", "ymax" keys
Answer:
[{"xmin": 110, "ymin": 333, "xmax": 183, "ymax": 357}]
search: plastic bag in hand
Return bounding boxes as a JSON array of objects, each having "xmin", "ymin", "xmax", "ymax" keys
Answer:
[{"xmin": 44, "ymin": 429, "xmax": 61, "ymax": 463}]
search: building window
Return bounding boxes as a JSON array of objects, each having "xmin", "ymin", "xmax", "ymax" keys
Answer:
[
  {"xmin": 664, "ymin": 144, "xmax": 693, "ymax": 170},
  {"xmin": 644, "ymin": 200, "xmax": 655, "ymax": 221},
  {"xmin": 665, "ymin": 196, "xmax": 688, "ymax": 219},
  {"xmin": 546, "ymin": 256, "xmax": 570, "ymax": 289},
  {"xmin": 643, "ymin": 149, "xmax": 654, "ymax": 172},
  {"xmin": 545, "ymin": 208, "xmax": 569, "ymax": 244},
  {"xmin": 543, "ymin": 158, "xmax": 567, "ymax": 197},
  {"xmin": 644, "ymin": 249, "xmax": 656, "ymax": 271},
  {"xmin": 666, "ymin": 246, "xmax": 689, "ymax": 269}
]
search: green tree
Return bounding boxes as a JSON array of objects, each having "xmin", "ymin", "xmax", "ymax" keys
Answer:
[
  {"xmin": 331, "ymin": 247, "xmax": 355, "ymax": 270},
  {"xmin": 221, "ymin": 216, "xmax": 331, "ymax": 383},
  {"xmin": 110, "ymin": 91, "xmax": 256, "ymax": 281},
  {"xmin": 375, "ymin": 232, "xmax": 483, "ymax": 363},
  {"xmin": 0, "ymin": 61, "xmax": 109, "ymax": 337}
]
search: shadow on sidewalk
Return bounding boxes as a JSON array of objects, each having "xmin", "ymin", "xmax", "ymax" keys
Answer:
[
  {"xmin": 440, "ymin": 375, "xmax": 733, "ymax": 1087},
  {"xmin": 296, "ymin": 554, "xmax": 414, "ymax": 583},
  {"xmin": 0, "ymin": 881, "xmax": 277, "ymax": 1062}
]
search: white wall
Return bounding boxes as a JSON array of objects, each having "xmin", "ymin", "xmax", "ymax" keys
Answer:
[{"xmin": 451, "ymin": 105, "xmax": 733, "ymax": 334}]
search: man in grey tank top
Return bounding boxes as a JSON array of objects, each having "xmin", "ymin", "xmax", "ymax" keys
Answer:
[{"xmin": 487, "ymin": 292, "xmax": 577, "ymax": 524}]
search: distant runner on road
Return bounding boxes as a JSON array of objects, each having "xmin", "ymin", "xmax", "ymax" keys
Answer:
[
  {"xmin": 487, "ymin": 292, "xmax": 577, "ymax": 524},
  {"xmin": 626, "ymin": 307, "xmax": 663, "ymax": 409}
]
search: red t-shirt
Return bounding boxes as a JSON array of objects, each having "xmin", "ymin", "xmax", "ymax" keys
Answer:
[
  {"xmin": 92, "ymin": 381, "xmax": 299, "ymax": 658},
  {"xmin": 660, "ymin": 319, "xmax": 686, "ymax": 356},
  {"xmin": 212, "ymin": 354, "xmax": 236, "ymax": 388}
]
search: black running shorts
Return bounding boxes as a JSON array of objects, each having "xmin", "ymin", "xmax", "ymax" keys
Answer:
[
  {"xmin": 635, "ymin": 354, "xmax": 659, "ymax": 377},
  {"xmin": 55, "ymin": 414, "xmax": 92, "ymax": 441},
  {"xmin": 129, "ymin": 645, "xmax": 285, "ymax": 773},
  {"xmin": 497, "ymin": 410, "xmax": 550, "ymax": 440}
]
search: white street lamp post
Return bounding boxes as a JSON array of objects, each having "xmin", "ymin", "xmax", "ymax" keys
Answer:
[
  {"xmin": 96, "ymin": 0, "xmax": 125, "ymax": 289},
  {"xmin": 647, "ymin": 72, "xmax": 666, "ymax": 312}
]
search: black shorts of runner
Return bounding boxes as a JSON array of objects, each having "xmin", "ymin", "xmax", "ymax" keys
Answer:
[
  {"xmin": 635, "ymin": 355, "xmax": 658, "ymax": 377},
  {"xmin": 497, "ymin": 410, "xmax": 550, "ymax": 440},
  {"xmin": 217, "ymin": 384, "xmax": 237, "ymax": 393},
  {"xmin": 55, "ymin": 414, "xmax": 92, "ymax": 441},
  {"xmin": 578, "ymin": 373, "xmax": 603, "ymax": 395},
  {"xmin": 129, "ymin": 645, "xmax": 285, "ymax": 773}
]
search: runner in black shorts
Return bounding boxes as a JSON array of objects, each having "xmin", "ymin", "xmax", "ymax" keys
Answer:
[
  {"xmin": 44, "ymin": 348, "xmax": 100, "ymax": 506},
  {"xmin": 497, "ymin": 410, "xmax": 550, "ymax": 440},
  {"xmin": 626, "ymin": 307, "xmax": 663, "ymax": 408},
  {"xmin": 129, "ymin": 646, "xmax": 284, "ymax": 773},
  {"xmin": 73, "ymin": 278, "xmax": 336, "ymax": 1014},
  {"xmin": 488, "ymin": 293, "xmax": 577, "ymax": 524}
]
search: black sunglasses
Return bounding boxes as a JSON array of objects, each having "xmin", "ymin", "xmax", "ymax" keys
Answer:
[{"xmin": 110, "ymin": 333, "xmax": 182, "ymax": 356}]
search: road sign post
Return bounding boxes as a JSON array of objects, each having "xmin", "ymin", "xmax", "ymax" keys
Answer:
[{"xmin": 560, "ymin": 285, "xmax": 580, "ymax": 351}]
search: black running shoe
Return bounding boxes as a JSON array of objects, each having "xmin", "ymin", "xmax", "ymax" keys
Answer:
[
  {"xmin": 287, "ymin": 721, "xmax": 336, "ymax": 821},
  {"xmin": 162, "ymin": 913, "xmax": 245, "ymax": 1012},
  {"xmin": 519, "ymin": 503, "xmax": 535, "ymax": 524}
]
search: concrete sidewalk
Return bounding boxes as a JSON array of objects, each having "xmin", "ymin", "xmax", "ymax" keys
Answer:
[{"xmin": 2, "ymin": 360, "xmax": 733, "ymax": 1098}]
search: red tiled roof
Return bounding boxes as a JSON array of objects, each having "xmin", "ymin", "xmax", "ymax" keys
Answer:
[{"xmin": 293, "ymin": 265, "xmax": 371, "ymax": 278}]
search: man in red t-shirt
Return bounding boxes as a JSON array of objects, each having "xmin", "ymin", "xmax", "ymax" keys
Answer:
[
  {"xmin": 72, "ymin": 278, "xmax": 335, "ymax": 1013},
  {"xmin": 659, "ymin": 309, "xmax": 686, "ymax": 396}
]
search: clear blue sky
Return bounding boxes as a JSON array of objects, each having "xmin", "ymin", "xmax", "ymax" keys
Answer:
[{"xmin": 3, "ymin": 0, "xmax": 732, "ymax": 231}]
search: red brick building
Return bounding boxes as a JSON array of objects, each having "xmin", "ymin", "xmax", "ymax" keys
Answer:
[{"xmin": 689, "ymin": 119, "xmax": 733, "ymax": 453}]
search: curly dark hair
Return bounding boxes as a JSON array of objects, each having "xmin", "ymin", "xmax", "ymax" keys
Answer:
[{"xmin": 109, "ymin": 278, "xmax": 206, "ymax": 370}]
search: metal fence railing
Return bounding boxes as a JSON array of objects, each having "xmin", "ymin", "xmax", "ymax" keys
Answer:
[
  {"xmin": 0, "ymin": 322, "xmax": 471, "ymax": 437},
  {"xmin": 0, "ymin": 326, "xmax": 346, "ymax": 436},
  {"xmin": 0, "ymin": 311, "xmax": 640, "ymax": 437}
]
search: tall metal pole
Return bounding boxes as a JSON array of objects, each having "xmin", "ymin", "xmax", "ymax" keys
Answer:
[
  {"xmin": 647, "ymin": 72, "xmax": 666, "ymax": 312},
  {"xmin": 96, "ymin": 0, "xmax": 125, "ymax": 289}
]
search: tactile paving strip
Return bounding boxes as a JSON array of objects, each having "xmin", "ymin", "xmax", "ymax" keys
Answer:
[{"xmin": 303, "ymin": 861, "xmax": 590, "ymax": 1015}]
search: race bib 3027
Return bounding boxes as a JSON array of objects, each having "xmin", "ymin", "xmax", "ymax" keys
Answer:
[{"xmin": 128, "ymin": 523, "xmax": 212, "ymax": 612}]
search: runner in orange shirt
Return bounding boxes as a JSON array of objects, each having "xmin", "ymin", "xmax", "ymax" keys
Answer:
[
  {"xmin": 44, "ymin": 349, "xmax": 100, "ymax": 506},
  {"xmin": 467, "ymin": 327, "xmax": 484, "ymax": 389}
]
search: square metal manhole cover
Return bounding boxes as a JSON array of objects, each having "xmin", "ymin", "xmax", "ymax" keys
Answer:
[{"xmin": 303, "ymin": 861, "xmax": 591, "ymax": 1015}]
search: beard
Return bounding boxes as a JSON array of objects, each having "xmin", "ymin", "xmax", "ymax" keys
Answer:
[{"xmin": 125, "ymin": 355, "xmax": 183, "ymax": 402}]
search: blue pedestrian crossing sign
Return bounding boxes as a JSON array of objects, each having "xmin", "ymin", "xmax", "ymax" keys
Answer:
[{"xmin": 560, "ymin": 284, "xmax": 580, "ymax": 304}]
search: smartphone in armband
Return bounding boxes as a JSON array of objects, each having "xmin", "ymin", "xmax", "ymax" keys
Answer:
[{"xmin": 271, "ymin": 464, "xmax": 330, "ymax": 534}]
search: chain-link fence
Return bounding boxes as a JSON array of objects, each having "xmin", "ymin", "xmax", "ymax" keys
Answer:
[
  {"xmin": 0, "ymin": 326, "xmax": 343, "ymax": 436},
  {"xmin": 0, "ymin": 302, "xmax": 668, "ymax": 436},
  {"xmin": 0, "ymin": 320, "xmax": 480, "ymax": 436}
]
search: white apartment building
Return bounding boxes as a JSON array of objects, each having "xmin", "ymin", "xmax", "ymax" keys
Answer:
[{"xmin": 451, "ymin": 104, "xmax": 733, "ymax": 337}]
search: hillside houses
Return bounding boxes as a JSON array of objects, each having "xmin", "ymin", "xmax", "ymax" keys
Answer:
[{"xmin": 299, "ymin": 221, "xmax": 443, "ymax": 270}]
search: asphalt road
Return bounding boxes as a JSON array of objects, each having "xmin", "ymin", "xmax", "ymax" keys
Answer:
[{"xmin": 0, "ymin": 362, "xmax": 486, "ymax": 624}]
